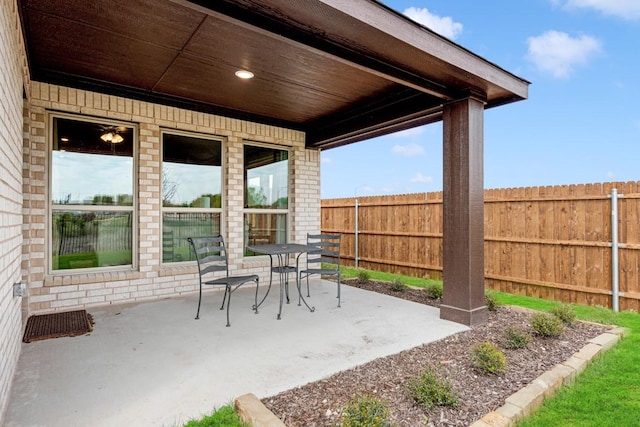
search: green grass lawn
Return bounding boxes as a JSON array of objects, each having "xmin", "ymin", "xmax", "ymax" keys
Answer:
[
  {"xmin": 340, "ymin": 267, "xmax": 640, "ymax": 427},
  {"xmin": 339, "ymin": 266, "xmax": 442, "ymax": 288},
  {"xmin": 505, "ymin": 294, "xmax": 640, "ymax": 427}
]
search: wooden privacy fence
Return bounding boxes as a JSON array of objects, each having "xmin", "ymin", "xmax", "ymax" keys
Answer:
[{"xmin": 321, "ymin": 181, "xmax": 640, "ymax": 312}]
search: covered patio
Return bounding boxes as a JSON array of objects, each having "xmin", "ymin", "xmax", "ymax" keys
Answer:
[
  {"xmin": 1, "ymin": 0, "xmax": 529, "ymax": 423},
  {"xmin": 5, "ymin": 281, "xmax": 468, "ymax": 426},
  {"xmin": 15, "ymin": 0, "xmax": 530, "ymax": 326}
]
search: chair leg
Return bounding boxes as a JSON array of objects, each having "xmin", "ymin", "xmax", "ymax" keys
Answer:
[
  {"xmin": 253, "ymin": 278, "xmax": 259, "ymax": 314},
  {"xmin": 220, "ymin": 286, "xmax": 229, "ymax": 310},
  {"xmin": 285, "ymin": 278, "xmax": 290, "ymax": 304},
  {"xmin": 298, "ymin": 273, "xmax": 309, "ymax": 305},
  {"xmin": 195, "ymin": 282, "xmax": 203, "ymax": 320},
  {"xmin": 337, "ymin": 272, "xmax": 341, "ymax": 308},
  {"xmin": 224, "ymin": 285, "xmax": 231, "ymax": 327}
]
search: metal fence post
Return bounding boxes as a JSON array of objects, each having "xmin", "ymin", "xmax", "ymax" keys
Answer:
[
  {"xmin": 355, "ymin": 198, "xmax": 359, "ymax": 269},
  {"xmin": 611, "ymin": 188, "xmax": 620, "ymax": 312}
]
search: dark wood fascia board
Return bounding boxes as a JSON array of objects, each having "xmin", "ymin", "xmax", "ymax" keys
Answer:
[
  {"xmin": 485, "ymin": 94, "xmax": 529, "ymax": 110},
  {"xmin": 307, "ymin": 107, "xmax": 444, "ymax": 151},
  {"xmin": 33, "ymin": 69, "xmax": 304, "ymax": 132},
  {"xmin": 318, "ymin": 0, "xmax": 531, "ymax": 100},
  {"xmin": 306, "ymin": 87, "xmax": 528, "ymax": 150},
  {"xmin": 310, "ymin": 87, "xmax": 436, "ymax": 130},
  {"xmin": 306, "ymin": 90, "xmax": 444, "ymax": 149}
]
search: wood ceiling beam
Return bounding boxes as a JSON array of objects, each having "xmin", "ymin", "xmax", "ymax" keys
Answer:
[{"xmin": 305, "ymin": 89, "xmax": 444, "ymax": 149}]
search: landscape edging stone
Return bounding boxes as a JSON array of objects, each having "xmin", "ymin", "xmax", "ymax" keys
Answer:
[{"xmin": 469, "ymin": 326, "xmax": 629, "ymax": 427}]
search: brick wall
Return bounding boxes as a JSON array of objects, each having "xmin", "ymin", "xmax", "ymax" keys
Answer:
[
  {"xmin": 0, "ymin": 0, "xmax": 28, "ymax": 422},
  {"xmin": 23, "ymin": 81, "xmax": 321, "ymax": 313}
]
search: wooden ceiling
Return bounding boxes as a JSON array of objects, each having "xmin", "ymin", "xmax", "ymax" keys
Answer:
[{"xmin": 19, "ymin": 0, "xmax": 529, "ymax": 150}]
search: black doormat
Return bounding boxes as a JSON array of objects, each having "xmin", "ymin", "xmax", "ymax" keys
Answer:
[{"xmin": 23, "ymin": 309, "xmax": 94, "ymax": 343}]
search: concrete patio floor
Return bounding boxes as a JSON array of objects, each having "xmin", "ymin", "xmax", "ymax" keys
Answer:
[{"xmin": 5, "ymin": 280, "xmax": 468, "ymax": 427}]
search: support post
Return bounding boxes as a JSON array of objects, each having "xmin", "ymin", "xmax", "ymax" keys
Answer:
[{"xmin": 440, "ymin": 93, "xmax": 488, "ymax": 326}]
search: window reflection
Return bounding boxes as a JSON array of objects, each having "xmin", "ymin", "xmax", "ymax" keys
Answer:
[
  {"xmin": 244, "ymin": 145, "xmax": 288, "ymax": 208},
  {"xmin": 52, "ymin": 118, "xmax": 133, "ymax": 206},
  {"xmin": 162, "ymin": 131, "xmax": 222, "ymax": 263},
  {"xmin": 162, "ymin": 212, "xmax": 221, "ymax": 262},
  {"xmin": 52, "ymin": 211, "xmax": 133, "ymax": 270},
  {"xmin": 51, "ymin": 116, "xmax": 135, "ymax": 272},
  {"xmin": 244, "ymin": 213, "xmax": 287, "ymax": 252},
  {"xmin": 162, "ymin": 133, "xmax": 222, "ymax": 208},
  {"xmin": 243, "ymin": 145, "xmax": 289, "ymax": 254}
]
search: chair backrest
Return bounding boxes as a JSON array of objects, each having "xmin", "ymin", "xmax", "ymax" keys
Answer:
[
  {"xmin": 187, "ymin": 236, "xmax": 229, "ymax": 278},
  {"xmin": 306, "ymin": 233, "xmax": 341, "ymax": 268}
]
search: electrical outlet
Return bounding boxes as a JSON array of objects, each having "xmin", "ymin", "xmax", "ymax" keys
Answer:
[{"xmin": 13, "ymin": 282, "xmax": 27, "ymax": 298}]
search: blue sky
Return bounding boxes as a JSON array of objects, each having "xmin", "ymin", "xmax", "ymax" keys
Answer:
[{"xmin": 320, "ymin": 0, "xmax": 640, "ymax": 198}]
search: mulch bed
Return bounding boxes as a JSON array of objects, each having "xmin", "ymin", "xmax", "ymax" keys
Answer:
[
  {"xmin": 262, "ymin": 279, "xmax": 609, "ymax": 426},
  {"xmin": 23, "ymin": 309, "xmax": 94, "ymax": 343}
]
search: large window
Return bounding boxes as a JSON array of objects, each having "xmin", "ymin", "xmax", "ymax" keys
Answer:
[
  {"xmin": 162, "ymin": 131, "xmax": 222, "ymax": 263},
  {"xmin": 51, "ymin": 115, "xmax": 135, "ymax": 271},
  {"xmin": 244, "ymin": 144, "xmax": 289, "ymax": 254}
]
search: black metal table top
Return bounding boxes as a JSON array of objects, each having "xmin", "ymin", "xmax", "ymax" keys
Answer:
[{"xmin": 246, "ymin": 243, "xmax": 312, "ymax": 255}]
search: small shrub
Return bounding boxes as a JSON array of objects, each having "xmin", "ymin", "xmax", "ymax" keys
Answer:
[
  {"xmin": 390, "ymin": 279, "xmax": 407, "ymax": 292},
  {"xmin": 406, "ymin": 366, "xmax": 458, "ymax": 410},
  {"xmin": 183, "ymin": 405, "xmax": 249, "ymax": 427},
  {"xmin": 531, "ymin": 312, "xmax": 564, "ymax": 337},
  {"xmin": 426, "ymin": 284, "xmax": 443, "ymax": 299},
  {"xmin": 470, "ymin": 341, "xmax": 507, "ymax": 374},
  {"xmin": 484, "ymin": 292, "xmax": 501, "ymax": 311},
  {"xmin": 550, "ymin": 304, "xmax": 576, "ymax": 326},
  {"xmin": 339, "ymin": 394, "xmax": 392, "ymax": 427},
  {"xmin": 504, "ymin": 326, "xmax": 531, "ymax": 349},
  {"xmin": 357, "ymin": 269, "xmax": 371, "ymax": 283}
]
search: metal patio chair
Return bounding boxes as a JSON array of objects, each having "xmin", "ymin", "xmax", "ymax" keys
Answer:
[
  {"xmin": 188, "ymin": 236, "xmax": 259, "ymax": 327},
  {"xmin": 298, "ymin": 233, "xmax": 342, "ymax": 307}
]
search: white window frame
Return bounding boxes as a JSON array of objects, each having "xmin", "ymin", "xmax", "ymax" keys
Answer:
[
  {"xmin": 243, "ymin": 142, "xmax": 291, "ymax": 252},
  {"xmin": 47, "ymin": 112, "xmax": 138, "ymax": 275},
  {"xmin": 160, "ymin": 129, "xmax": 224, "ymax": 264}
]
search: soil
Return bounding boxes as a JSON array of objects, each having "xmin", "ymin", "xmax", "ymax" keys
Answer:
[{"xmin": 262, "ymin": 279, "xmax": 608, "ymax": 426}]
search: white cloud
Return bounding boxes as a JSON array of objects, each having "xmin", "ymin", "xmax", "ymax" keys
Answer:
[
  {"xmin": 392, "ymin": 143, "xmax": 425, "ymax": 157},
  {"xmin": 526, "ymin": 30, "xmax": 602, "ymax": 78},
  {"xmin": 403, "ymin": 7, "xmax": 463, "ymax": 40},
  {"xmin": 554, "ymin": 0, "xmax": 640, "ymax": 21},
  {"xmin": 410, "ymin": 173, "xmax": 433, "ymax": 184},
  {"xmin": 321, "ymin": 155, "xmax": 332, "ymax": 164}
]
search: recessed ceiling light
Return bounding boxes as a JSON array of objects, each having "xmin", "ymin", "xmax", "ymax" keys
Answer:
[{"xmin": 235, "ymin": 70, "xmax": 254, "ymax": 79}]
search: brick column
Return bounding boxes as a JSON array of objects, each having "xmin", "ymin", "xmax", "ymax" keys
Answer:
[
  {"xmin": 290, "ymin": 144, "xmax": 320, "ymax": 243},
  {"xmin": 226, "ymin": 136, "xmax": 245, "ymax": 268},
  {"xmin": 440, "ymin": 93, "xmax": 488, "ymax": 326},
  {"xmin": 138, "ymin": 123, "xmax": 161, "ymax": 276}
]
